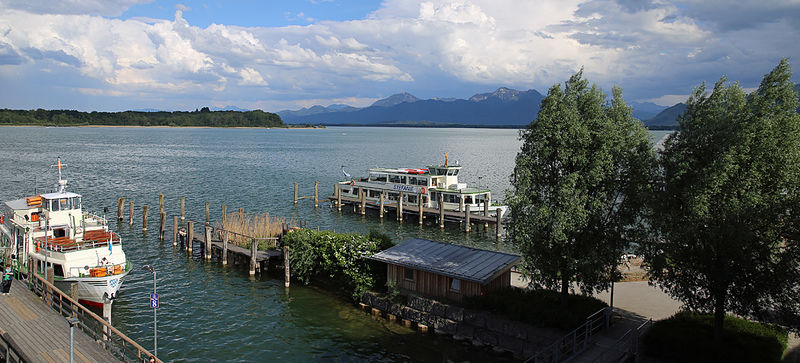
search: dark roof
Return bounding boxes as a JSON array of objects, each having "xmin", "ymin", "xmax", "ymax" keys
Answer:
[{"xmin": 367, "ymin": 238, "xmax": 521, "ymax": 285}]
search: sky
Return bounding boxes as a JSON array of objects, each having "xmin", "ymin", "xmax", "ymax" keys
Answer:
[{"xmin": 0, "ymin": 0, "xmax": 799, "ymax": 112}]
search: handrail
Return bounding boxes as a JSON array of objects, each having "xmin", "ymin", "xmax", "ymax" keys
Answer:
[
  {"xmin": 526, "ymin": 306, "xmax": 611, "ymax": 363},
  {"xmin": 26, "ymin": 271, "xmax": 161, "ymax": 363},
  {"xmin": 0, "ymin": 328, "xmax": 35, "ymax": 363},
  {"xmin": 590, "ymin": 317, "xmax": 653, "ymax": 363},
  {"xmin": 185, "ymin": 219, "xmax": 281, "ymax": 241}
]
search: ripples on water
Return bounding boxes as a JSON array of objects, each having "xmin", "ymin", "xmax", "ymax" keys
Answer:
[{"xmin": 0, "ymin": 126, "xmax": 670, "ymax": 362}]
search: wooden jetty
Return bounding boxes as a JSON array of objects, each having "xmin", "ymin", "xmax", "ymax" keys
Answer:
[{"xmin": 0, "ymin": 276, "xmax": 158, "ymax": 363}]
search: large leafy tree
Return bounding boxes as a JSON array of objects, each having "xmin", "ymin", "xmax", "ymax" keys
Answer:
[
  {"xmin": 646, "ymin": 59, "xmax": 800, "ymax": 342},
  {"xmin": 507, "ymin": 70, "xmax": 656, "ymax": 305}
]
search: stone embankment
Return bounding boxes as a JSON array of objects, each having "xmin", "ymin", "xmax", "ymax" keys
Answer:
[{"xmin": 360, "ymin": 292, "xmax": 562, "ymax": 358}]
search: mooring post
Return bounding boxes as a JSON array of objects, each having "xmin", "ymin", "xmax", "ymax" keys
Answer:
[
  {"xmin": 496, "ymin": 208, "xmax": 502, "ymax": 239},
  {"xmin": 293, "ymin": 182, "xmax": 298, "ymax": 205},
  {"xmin": 222, "ymin": 231, "xmax": 228, "ymax": 266},
  {"xmin": 249, "ymin": 239, "xmax": 257, "ymax": 276},
  {"xmin": 187, "ymin": 221, "xmax": 194, "ymax": 253},
  {"xmin": 173, "ymin": 216, "xmax": 178, "ymax": 245},
  {"xmin": 314, "ymin": 181, "xmax": 319, "ymax": 208},
  {"xmin": 418, "ymin": 193, "xmax": 424, "ymax": 225},
  {"xmin": 397, "ymin": 192, "xmax": 403, "ymax": 222},
  {"xmin": 205, "ymin": 202, "xmax": 210, "ymax": 225},
  {"xmin": 238, "ymin": 208, "xmax": 244, "ymax": 220},
  {"xmin": 117, "ymin": 197, "xmax": 125, "ymax": 221},
  {"xmin": 464, "ymin": 204, "xmax": 471, "ymax": 233},
  {"xmin": 333, "ymin": 184, "xmax": 339, "ymax": 209},
  {"xmin": 360, "ymin": 189, "xmax": 366, "ymax": 215},
  {"xmin": 204, "ymin": 224, "xmax": 212, "ymax": 260},
  {"xmin": 180, "ymin": 196, "xmax": 185, "ymax": 221},
  {"xmin": 220, "ymin": 204, "xmax": 227, "ymax": 239},
  {"xmin": 379, "ymin": 192, "xmax": 385, "ymax": 219},
  {"xmin": 142, "ymin": 205, "xmax": 149, "ymax": 231},
  {"xmin": 159, "ymin": 193, "xmax": 164, "ymax": 215},
  {"xmin": 439, "ymin": 194, "xmax": 445, "ymax": 229},
  {"xmin": 484, "ymin": 192, "xmax": 490, "ymax": 229},
  {"xmin": 284, "ymin": 246, "xmax": 290, "ymax": 288},
  {"xmin": 159, "ymin": 212, "xmax": 166, "ymax": 240},
  {"xmin": 336, "ymin": 185, "xmax": 342, "ymax": 212},
  {"xmin": 129, "ymin": 201, "xmax": 134, "ymax": 226}
]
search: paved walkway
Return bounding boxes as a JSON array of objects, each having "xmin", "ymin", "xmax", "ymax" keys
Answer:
[{"xmin": 0, "ymin": 279, "xmax": 119, "ymax": 363}]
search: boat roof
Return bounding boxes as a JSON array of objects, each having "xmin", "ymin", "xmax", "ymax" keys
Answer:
[
  {"xmin": 5, "ymin": 198, "xmax": 32, "ymax": 211},
  {"xmin": 41, "ymin": 191, "xmax": 81, "ymax": 199},
  {"xmin": 368, "ymin": 167, "xmax": 430, "ymax": 174},
  {"xmin": 368, "ymin": 238, "xmax": 521, "ymax": 285}
]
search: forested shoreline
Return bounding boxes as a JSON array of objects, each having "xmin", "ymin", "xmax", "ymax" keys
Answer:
[{"xmin": 0, "ymin": 107, "xmax": 285, "ymax": 127}]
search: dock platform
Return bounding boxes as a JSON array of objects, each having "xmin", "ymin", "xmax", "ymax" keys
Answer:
[{"xmin": 0, "ymin": 280, "xmax": 120, "ymax": 363}]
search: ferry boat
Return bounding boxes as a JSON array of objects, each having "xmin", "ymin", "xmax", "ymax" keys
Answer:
[
  {"xmin": 0, "ymin": 158, "xmax": 129, "ymax": 308},
  {"xmin": 337, "ymin": 155, "xmax": 508, "ymax": 218}
]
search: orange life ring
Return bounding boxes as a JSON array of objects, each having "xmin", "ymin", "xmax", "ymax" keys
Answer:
[
  {"xmin": 420, "ymin": 187, "xmax": 427, "ymax": 194},
  {"xmin": 349, "ymin": 180, "xmax": 355, "ymax": 186}
]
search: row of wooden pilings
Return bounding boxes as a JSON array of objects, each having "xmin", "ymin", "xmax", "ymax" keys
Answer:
[
  {"xmin": 293, "ymin": 182, "xmax": 503, "ymax": 238},
  {"xmin": 115, "ymin": 195, "xmax": 292, "ymax": 286}
]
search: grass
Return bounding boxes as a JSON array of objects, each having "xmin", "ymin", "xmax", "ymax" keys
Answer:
[
  {"xmin": 462, "ymin": 287, "xmax": 608, "ymax": 331},
  {"xmin": 215, "ymin": 211, "xmax": 297, "ymax": 250},
  {"xmin": 642, "ymin": 312, "xmax": 789, "ymax": 363}
]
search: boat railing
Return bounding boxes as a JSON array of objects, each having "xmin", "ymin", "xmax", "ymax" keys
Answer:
[
  {"xmin": 22, "ymin": 268, "xmax": 160, "ymax": 363},
  {"xmin": 68, "ymin": 260, "xmax": 129, "ymax": 279}
]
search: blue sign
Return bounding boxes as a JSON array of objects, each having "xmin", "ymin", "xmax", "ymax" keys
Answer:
[{"xmin": 149, "ymin": 293, "xmax": 159, "ymax": 308}]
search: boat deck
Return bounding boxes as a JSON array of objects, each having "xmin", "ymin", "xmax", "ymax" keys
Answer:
[
  {"xmin": 0, "ymin": 280, "xmax": 120, "ymax": 362},
  {"xmin": 329, "ymin": 195, "xmax": 499, "ymax": 223}
]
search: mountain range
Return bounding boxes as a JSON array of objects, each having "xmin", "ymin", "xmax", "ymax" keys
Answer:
[{"xmin": 278, "ymin": 87, "xmax": 676, "ymax": 128}]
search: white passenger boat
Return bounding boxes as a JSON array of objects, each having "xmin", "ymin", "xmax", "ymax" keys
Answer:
[
  {"xmin": 0, "ymin": 158, "xmax": 129, "ymax": 308},
  {"xmin": 337, "ymin": 155, "xmax": 508, "ymax": 218}
]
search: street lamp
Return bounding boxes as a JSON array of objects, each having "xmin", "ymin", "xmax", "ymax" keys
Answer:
[{"xmin": 142, "ymin": 265, "xmax": 157, "ymax": 357}]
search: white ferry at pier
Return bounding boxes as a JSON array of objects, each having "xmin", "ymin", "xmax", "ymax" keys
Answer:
[
  {"xmin": 338, "ymin": 155, "xmax": 508, "ymax": 218},
  {"xmin": 0, "ymin": 158, "xmax": 129, "ymax": 308}
]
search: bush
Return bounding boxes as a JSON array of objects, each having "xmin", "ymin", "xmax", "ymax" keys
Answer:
[
  {"xmin": 283, "ymin": 229, "xmax": 389, "ymax": 300},
  {"xmin": 462, "ymin": 287, "xmax": 607, "ymax": 331},
  {"xmin": 642, "ymin": 312, "xmax": 788, "ymax": 363}
]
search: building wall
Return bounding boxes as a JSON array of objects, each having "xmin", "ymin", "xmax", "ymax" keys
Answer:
[{"xmin": 387, "ymin": 264, "xmax": 511, "ymax": 302}]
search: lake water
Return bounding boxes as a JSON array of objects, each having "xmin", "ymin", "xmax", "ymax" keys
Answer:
[{"xmin": 0, "ymin": 126, "xmax": 671, "ymax": 362}]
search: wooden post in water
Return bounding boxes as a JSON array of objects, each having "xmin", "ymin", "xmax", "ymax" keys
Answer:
[
  {"xmin": 186, "ymin": 221, "xmax": 194, "ymax": 253},
  {"xmin": 284, "ymin": 246, "xmax": 290, "ymax": 288},
  {"xmin": 159, "ymin": 193, "xmax": 164, "ymax": 215},
  {"xmin": 180, "ymin": 196, "xmax": 185, "ymax": 221},
  {"xmin": 238, "ymin": 208, "xmax": 244, "ymax": 220},
  {"xmin": 249, "ymin": 239, "xmax": 257, "ymax": 276},
  {"xmin": 496, "ymin": 208, "xmax": 502, "ymax": 239},
  {"xmin": 173, "ymin": 216, "xmax": 178, "ymax": 245},
  {"xmin": 314, "ymin": 181, "xmax": 319, "ymax": 208},
  {"xmin": 205, "ymin": 202, "xmax": 210, "ymax": 225},
  {"xmin": 129, "ymin": 201, "xmax": 134, "ymax": 226},
  {"xmin": 333, "ymin": 184, "xmax": 339, "ymax": 209},
  {"xmin": 418, "ymin": 194, "xmax": 424, "ymax": 225},
  {"xmin": 222, "ymin": 231, "xmax": 229, "ymax": 266},
  {"xmin": 142, "ymin": 205, "xmax": 149, "ymax": 231},
  {"xmin": 464, "ymin": 204, "xmax": 471, "ymax": 233},
  {"xmin": 359, "ymin": 189, "xmax": 366, "ymax": 216},
  {"xmin": 397, "ymin": 192, "xmax": 403, "ymax": 222},
  {"xmin": 379, "ymin": 192, "xmax": 385, "ymax": 219},
  {"xmin": 293, "ymin": 182, "xmax": 298, "ymax": 205},
  {"xmin": 439, "ymin": 194, "xmax": 445, "ymax": 229},
  {"xmin": 204, "ymin": 225, "xmax": 212, "ymax": 260},
  {"xmin": 117, "ymin": 197, "xmax": 125, "ymax": 221},
  {"xmin": 159, "ymin": 212, "xmax": 166, "ymax": 240},
  {"xmin": 337, "ymin": 185, "xmax": 342, "ymax": 212},
  {"xmin": 484, "ymin": 192, "xmax": 490, "ymax": 229},
  {"xmin": 221, "ymin": 205, "xmax": 227, "ymax": 225}
]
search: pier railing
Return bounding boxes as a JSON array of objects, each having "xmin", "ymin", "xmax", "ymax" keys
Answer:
[
  {"xmin": 525, "ymin": 307, "xmax": 611, "ymax": 363},
  {"xmin": 26, "ymin": 273, "xmax": 161, "ymax": 363},
  {"xmin": 591, "ymin": 318, "xmax": 653, "ymax": 363}
]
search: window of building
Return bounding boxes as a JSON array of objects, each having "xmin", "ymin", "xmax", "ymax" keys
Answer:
[
  {"xmin": 404, "ymin": 268, "xmax": 415, "ymax": 281},
  {"xmin": 449, "ymin": 278, "xmax": 461, "ymax": 292}
]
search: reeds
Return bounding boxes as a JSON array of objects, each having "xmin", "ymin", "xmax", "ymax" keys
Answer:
[{"xmin": 215, "ymin": 211, "xmax": 296, "ymax": 249}]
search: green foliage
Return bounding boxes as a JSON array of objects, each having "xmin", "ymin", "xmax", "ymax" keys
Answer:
[
  {"xmin": 507, "ymin": 69, "xmax": 657, "ymax": 302},
  {"xmin": 642, "ymin": 312, "xmax": 788, "ymax": 363},
  {"xmin": 645, "ymin": 59, "xmax": 800, "ymax": 339},
  {"xmin": 0, "ymin": 108, "xmax": 284, "ymax": 127},
  {"xmin": 283, "ymin": 229, "xmax": 388, "ymax": 300},
  {"xmin": 367, "ymin": 229, "xmax": 394, "ymax": 251},
  {"xmin": 462, "ymin": 287, "xmax": 607, "ymax": 331}
]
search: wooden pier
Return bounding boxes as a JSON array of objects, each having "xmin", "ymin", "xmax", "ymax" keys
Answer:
[{"xmin": 0, "ymin": 279, "xmax": 129, "ymax": 362}]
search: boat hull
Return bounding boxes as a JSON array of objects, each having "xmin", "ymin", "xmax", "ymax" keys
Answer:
[{"xmin": 54, "ymin": 271, "xmax": 128, "ymax": 305}]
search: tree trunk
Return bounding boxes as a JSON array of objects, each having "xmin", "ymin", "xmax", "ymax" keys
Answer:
[
  {"xmin": 560, "ymin": 275, "xmax": 569, "ymax": 307},
  {"xmin": 713, "ymin": 290, "xmax": 726, "ymax": 343}
]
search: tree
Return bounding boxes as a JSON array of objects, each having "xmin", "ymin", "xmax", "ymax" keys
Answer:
[
  {"xmin": 507, "ymin": 70, "xmax": 656, "ymax": 305},
  {"xmin": 646, "ymin": 59, "xmax": 800, "ymax": 343}
]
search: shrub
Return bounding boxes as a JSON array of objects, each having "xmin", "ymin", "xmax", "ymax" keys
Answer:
[
  {"xmin": 283, "ymin": 229, "xmax": 388, "ymax": 300},
  {"xmin": 642, "ymin": 312, "xmax": 788, "ymax": 363},
  {"xmin": 462, "ymin": 287, "xmax": 607, "ymax": 331}
]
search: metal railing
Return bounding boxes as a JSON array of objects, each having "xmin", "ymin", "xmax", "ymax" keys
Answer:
[
  {"xmin": 591, "ymin": 318, "xmax": 653, "ymax": 363},
  {"xmin": 0, "ymin": 328, "xmax": 34, "ymax": 363},
  {"xmin": 526, "ymin": 307, "xmax": 612, "ymax": 363},
  {"xmin": 24, "ymin": 272, "xmax": 161, "ymax": 363}
]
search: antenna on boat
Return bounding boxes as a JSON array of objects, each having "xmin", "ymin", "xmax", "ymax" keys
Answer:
[{"xmin": 50, "ymin": 157, "xmax": 67, "ymax": 193}]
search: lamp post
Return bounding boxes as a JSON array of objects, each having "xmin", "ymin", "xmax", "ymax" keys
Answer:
[
  {"xmin": 142, "ymin": 265, "xmax": 157, "ymax": 357},
  {"xmin": 67, "ymin": 317, "xmax": 80, "ymax": 363}
]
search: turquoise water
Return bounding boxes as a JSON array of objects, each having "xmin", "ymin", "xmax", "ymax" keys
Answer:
[{"xmin": 0, "ymin": 126, "xmax": 670, "ymax": 362}]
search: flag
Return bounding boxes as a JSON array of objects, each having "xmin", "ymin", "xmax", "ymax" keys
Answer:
[
  {"xmin": 342, "ymin": 167, "xmax": 351, "ymax": 178},
  {"xmin": 109, "ymin": 231, "xmax": 113, "ymax": 254}
]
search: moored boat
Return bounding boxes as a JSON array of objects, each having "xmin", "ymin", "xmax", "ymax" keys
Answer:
[{"xmin": 0, "ymin": 158, "xmax": 129, "ymax": 308}]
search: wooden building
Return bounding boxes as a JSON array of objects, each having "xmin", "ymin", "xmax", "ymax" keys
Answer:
[{"xmin": 368, "ymin": 238, "xmax": 521, "ymax": 302}]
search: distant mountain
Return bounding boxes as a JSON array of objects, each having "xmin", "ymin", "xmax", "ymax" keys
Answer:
[
  {"xmin": 211, "ymin": 105, "xmax": 250, "ymax": 112},
  {"xmin": 645, "ymin": 103, "xmax": 687, "ymax": 128},
  {"xmin": 278, "ymin": 88, "xmax": 545, "ymax": 126},
  {"xmin": 630, "ymin": 102, "xmax": 667, "ymax": 121}
]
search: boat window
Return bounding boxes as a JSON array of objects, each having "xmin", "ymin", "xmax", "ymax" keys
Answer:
[
  {"xmin": 58, "ymin": 198, "xmax": 70, "ymax": 210},
  {"xmin": 389, "ymin": 175, "xmax": 400, "ymax": 183},
  {"xmin": 465, "ymin": 196, "xmax": 473, "ymax": 204},
  {"xmin": 400, "ymin": 176, "xmax": 406, "ymax": 184},
  {"xmin": 409, "ymin": 177, "xmax": 417, "ymax": 185},
  {"xmin": 447, "ymin": 169, "xmax": 458, "ymax": 176},
  {"xmin": 407, "ymin": 195, "xmax": 417, "ymax": 204},
  {"xmin": 369, "ymin": 173, "xmax": 388, "ymax": 182},
  {"xmin": 53, "ymin": 228, "xmax": 66, "ymax": 238},
  {"xmin": 53, "ymin": 264, "xmax": 64, "ymax": 277},
  {"xmin": 50, "ymin": 199, "xmax": 59, "ymax": 211}
]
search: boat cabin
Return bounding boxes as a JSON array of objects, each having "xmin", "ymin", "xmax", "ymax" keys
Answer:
[{"xmin": 368, "ymin": 238, "xmax": 521, "ymax": 302}]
